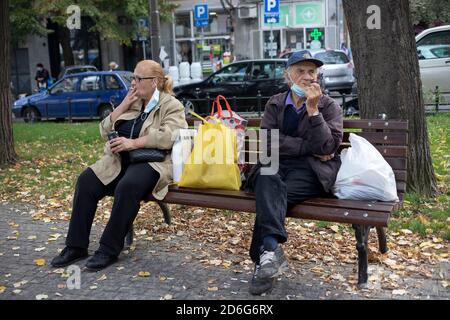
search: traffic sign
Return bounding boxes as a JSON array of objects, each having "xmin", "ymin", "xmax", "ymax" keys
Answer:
[
  {"xmin": 264, "ymin": 15, "xmax": 279, "ymax": 24},
  {"xmin": 194, "ymin": 4, "xmax": 209, "ymax": 27},
  {"xmin": 264, "ymin": 0, "xmax": 279, "ymax": 15}
]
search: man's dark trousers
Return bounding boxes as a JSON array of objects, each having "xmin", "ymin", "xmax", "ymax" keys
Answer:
[{"xmin": 250, "ymin": 158, "xmax": 327, "ymax": 263}]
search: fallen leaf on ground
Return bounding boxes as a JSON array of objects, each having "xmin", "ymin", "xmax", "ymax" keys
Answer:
[
  {"xmin": 164, "ymin": 294, "xmax": 173, "ymax": 300},
  {"xmin": 36, "ymin": 294, "xmax": 48, "ymax": 300},
  {"xmin": 34, "ymin": 258, "xmax": 46, "ymax": 266},
  {"xmin": 207, "ymin": 287, "xmax": 218, "ymax": 291},
  {"xmin": 0, "ymin": 286, "xmax": 6, "ymax": 294},
  {"xmin": 97, "ymin": 274, "xmax": 107, "ymax": 281},
  {"xmin": 138, "ymin": 271, "xmax": 151, "ymax": 277}
]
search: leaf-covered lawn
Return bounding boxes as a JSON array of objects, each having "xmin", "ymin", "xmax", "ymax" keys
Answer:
[{"xmin": 0, "ymin": 115, "xmax": 448, "ymax": 292}]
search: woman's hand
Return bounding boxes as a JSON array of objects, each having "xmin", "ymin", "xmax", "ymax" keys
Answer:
[
  {"xmin": 121, "ymin": 87, "xmax": 139, "ymax": 109},
  {"xmin": 109, "ymin": 137, "xmax": 137, "ymax": 153}
]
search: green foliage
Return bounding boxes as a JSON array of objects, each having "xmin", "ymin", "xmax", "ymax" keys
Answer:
[
  {"xmin": 409, "ymin": 0, "xmax": 450, "ymax": 25},
  {"xmin": 10, "ymin": 0, "xmax": 179, "ymax": 45}
]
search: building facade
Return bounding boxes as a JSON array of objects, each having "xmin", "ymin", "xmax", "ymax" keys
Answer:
[{"xmin": 162, "ymin": 0, "xmax": 347, "ymax": 66}]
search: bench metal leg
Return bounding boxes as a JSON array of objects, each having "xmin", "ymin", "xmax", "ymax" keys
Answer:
[
  {"xmin": 125, "ymin": 227, "xmax": 134, "ymax": 248},
  {"xmin": 376, "ymin": 227, "xmax": 388, "ymax": 254},
  {"xmin": 157, "ymin": 201, "xmax": 171, "ymax": 225},
  {"xmin": 353, "ymin": 224, "xmax": 369, "ymax": 287}
]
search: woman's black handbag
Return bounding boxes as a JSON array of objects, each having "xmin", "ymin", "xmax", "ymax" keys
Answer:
[
  {"xmin": 126, "ymin": 111, "xmax": 167, "ymax": 163},
  {"xmin": 129, "ymin": 148, "xmax": 167, "ymax": 163}
]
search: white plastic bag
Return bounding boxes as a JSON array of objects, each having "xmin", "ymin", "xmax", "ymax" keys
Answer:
[
  {"xmin": 171, "ymin": 129, "xmax": 197, "ymax": 183},
  {"xmin": 333, "ymin": 133, "xmax": 399, "ymax": 201}
]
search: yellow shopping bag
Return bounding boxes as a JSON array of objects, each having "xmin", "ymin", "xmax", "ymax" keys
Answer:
[{"xmin": 178, "ymin": 112, "xmax": 241, "ymax": 190}]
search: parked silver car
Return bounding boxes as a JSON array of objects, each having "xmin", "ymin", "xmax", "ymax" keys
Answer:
[
  {"xmin": 311, "ymin": 49, "xmax": 355, "ymax": 94},
  {"xmin": 416, "ymin": 25, "xmax": 450, "ymax": 104}
]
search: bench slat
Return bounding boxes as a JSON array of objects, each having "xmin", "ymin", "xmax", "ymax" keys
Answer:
[
  {"xmin": 303, "ymin": 198, "xmax": 396, "ymax": 212},
  {"xmin": 343, "ymin": 132, "xmax": 408, "ymax": 145},
  {"xmin": 289, "ymin": 204, "xmax": 390, "ymax": 227},
  {"xmin": 187, "ymin": 118, "xmax": 409, "ymax": 131},
  {"xmin": 338, "ymin": 145, "xmax": 407, "ymax": 157}
]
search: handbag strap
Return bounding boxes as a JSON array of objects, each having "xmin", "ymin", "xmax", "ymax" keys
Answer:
[
  {"xmin": 129, "ymin": 112, "xmax": 149, "ymax": 139},
  {"xmin": 211, "ymin": 95, "xmax": 233, "ymax": 118}
]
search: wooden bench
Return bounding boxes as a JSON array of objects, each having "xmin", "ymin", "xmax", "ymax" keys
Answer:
[{"xmin": 128, "ymin": 118, "xmax": 409, "ymax": 287}]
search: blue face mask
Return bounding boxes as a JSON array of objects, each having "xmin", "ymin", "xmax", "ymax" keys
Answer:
[
  {"xmin": 291, "ymin": 83, "xmax": 306, "ymax": 98},
  {"xmin": 288, "ymin": 72, "xmax": 306, "ymax": 98}
]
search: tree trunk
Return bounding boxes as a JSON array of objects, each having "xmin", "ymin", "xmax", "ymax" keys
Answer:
[
  {"xmin": 0, "ymin": 0, "xmax": 18, "ymax": 165},
  {"xmin": 343, "ymin": 0, "xmax": 437, "ymax": 196},
  {"xmin": 56, "ymin": 25, "xmax": 74, "ymax": 66}
]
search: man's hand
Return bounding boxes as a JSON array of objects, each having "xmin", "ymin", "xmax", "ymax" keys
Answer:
[
  {"xmin": 305, "ymin": 82, "xmax": 322, "ymax": 116},
  {"xmin": 110, "ymin": 137, "xmax": 137, "ymax": 154},
  {"xmin": 313, "ymin": 153, "xmax": 334, "ymax": 162}
]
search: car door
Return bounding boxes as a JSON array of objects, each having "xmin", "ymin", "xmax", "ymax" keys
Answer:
[
  {"xmin": 45, "ymin": 76, "xmax": 80, "ymax": 118},
  {"xmin": 199, "ymin": 62, "xmax": 250, "ymax": 112},
  {"xmin": 103, "ymin": 74, "xmax": 127, "ymax": 108},
  {"xmin": 75, "ymin": 75, "xmax": 103, "ymax": 117},
  {"xmin": 416, "ymin": 29, "xmax": 450, "ymax": 104}
]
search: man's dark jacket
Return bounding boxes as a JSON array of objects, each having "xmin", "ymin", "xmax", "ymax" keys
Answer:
[{"xmin": 245, "ymin": 91, "xmax": 343, "ymax": 193}]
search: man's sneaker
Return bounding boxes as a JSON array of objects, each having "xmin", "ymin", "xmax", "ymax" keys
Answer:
[
  {"xmin": 258, "ymin": 245, "xmax": 288, "ymax": 279},
  {"xmin": 249, "ymin": 264, "xmax": 275, "ymax": 295}
]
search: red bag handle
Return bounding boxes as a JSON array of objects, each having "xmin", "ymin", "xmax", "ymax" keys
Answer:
[{"xmin": 211, "ymin": 95, "xmax": 234, "ymax": 118}]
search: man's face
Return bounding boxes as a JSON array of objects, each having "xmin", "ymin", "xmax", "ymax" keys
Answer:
[{"xmin": 285, "ymin": 61, "xmax": 318, "ymax": 90}]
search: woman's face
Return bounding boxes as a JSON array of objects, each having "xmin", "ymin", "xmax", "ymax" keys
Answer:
[{"xmin": 131, "ymin": 64, "xmax": 157, "ymax": 100}]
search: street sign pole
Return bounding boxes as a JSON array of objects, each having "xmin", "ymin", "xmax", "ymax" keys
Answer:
[
  {"xmin": 270, "ymin": 23, "xmax": 274, "ymax": 58},
  {"xmin": 142, "ymin": 40, "xmax": 146, "ymax": 59}
]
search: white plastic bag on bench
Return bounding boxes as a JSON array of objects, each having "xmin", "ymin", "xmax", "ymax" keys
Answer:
[
  {"xmin": 332, "ymin": 133, "xmax": 399, "ymax": 202},
  {"xmin": 172, "ymin": 129, "xmax": 197, "ymax": 184}
]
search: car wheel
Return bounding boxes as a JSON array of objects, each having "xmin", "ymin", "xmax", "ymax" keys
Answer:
[
  {"xmin": 180, "ymin": 97, "xmax": 197, "ymax": 116},
  {"xmin": 23, "ymin": 106, "xmax": 41, "ymax": 123},
  {"xmin": 98, "ymin": 105, "xmax": 113, "ymax": 120}
]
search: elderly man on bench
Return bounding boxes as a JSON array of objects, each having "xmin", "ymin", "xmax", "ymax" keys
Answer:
[{"xmin": 244, "ymin": 50, "xmax": 343, "ymax": 295}]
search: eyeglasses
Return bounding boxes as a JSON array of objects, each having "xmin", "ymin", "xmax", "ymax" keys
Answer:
[{"xmin": 131, "ymin": 75, "xmax": 156, "ymax": 82}]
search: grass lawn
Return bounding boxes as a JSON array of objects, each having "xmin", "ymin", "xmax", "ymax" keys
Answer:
[{"xmin": 1, "ymin": 114, "xmax": 449, "ymax": 240}]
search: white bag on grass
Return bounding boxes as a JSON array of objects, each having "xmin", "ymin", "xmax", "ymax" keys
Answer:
[
  {"xmin": 332, "ymin": 133, "xmax": 399, "ymax": 202},
  {"xmin": 171, "ymin": 129, "xmax": 197, "ymax": 183}
]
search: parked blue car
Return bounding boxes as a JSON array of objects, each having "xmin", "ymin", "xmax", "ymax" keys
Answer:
[{"xmin": 12, "ymin": 71, "xmax": 133, "ymax": 122}]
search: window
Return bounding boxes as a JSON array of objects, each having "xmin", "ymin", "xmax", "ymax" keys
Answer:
[
  {"xmin": 314, "ymin": 51, "xmax": 349, "ymax": 64},
  {"xmin": 175, "ymin": 14, "xmax": 191, "ymax": 38},
  {"xmin": 251, "ymin": 62, "xmax": 275, "ymax": 80},
  {"xmin": 120, "ymin": 73, "xmax": 133, "ymax": 87},
  {"xmin": 211, "ymin": 63, "xmax": 248, "ymax": 83},
  {"xmin": 51, "ymin": 77, "xmax": 79, "ymax": 93},
  {"xmin": 80, "ymin": 75, "xmax": 102, "ymax": 91},
  {"xmin": 417, "ymin": 30, "xmax": 450, "ymax": 60},
  {"xmin": 275, "ymin": 62, "xmax": 286, "ymax": 79},
  {"xmin": 105, "ymin": 75, "xmax": 122, "ymax": 90}
]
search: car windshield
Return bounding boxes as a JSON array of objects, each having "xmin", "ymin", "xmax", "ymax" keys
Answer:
[
  {"xmin": 120, "ymin": 73, "xmax": 133, "ymax": 87},
  {"xmin": 314, "ymin": 51, "xmax": 349, "ymax": 64}
]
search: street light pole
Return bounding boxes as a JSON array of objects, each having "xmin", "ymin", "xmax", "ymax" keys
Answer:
[{"xmin": 149, "ymin": 0, "xmax": 161, "ymax": 62}]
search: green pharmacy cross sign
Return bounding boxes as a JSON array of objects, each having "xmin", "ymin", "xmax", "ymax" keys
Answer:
[{"xmin": 310, "ymin": 28, "xmax": 322, "ymax": 40}]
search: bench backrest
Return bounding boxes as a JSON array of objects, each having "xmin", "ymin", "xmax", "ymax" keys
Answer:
[{"xmin": 186, "ymin": 118, "xmax": 409, "ymax": 201}]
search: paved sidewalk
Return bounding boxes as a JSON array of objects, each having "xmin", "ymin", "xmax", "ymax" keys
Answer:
[{"xmin": 0, "ymin": 202, "xmax": 448, "ymax": 300}]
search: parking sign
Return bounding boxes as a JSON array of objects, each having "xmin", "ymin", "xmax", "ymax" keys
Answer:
[
  {"xmin": 194, "ymin": 4, "xmax": 209, "ymax": 27},
  {"xmin": 264, "ymin": 0, "xmax": 279, "ymax": 24},
  {"xmin": 264, "ymin": 0, "xmax": 279, "ymax": 15}
]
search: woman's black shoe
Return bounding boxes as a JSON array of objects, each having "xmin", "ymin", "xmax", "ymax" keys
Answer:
[
  {"xmin": 51, "ymin": 246, "xmax": 88, "ymax": 267},
  {"xmin": 85, "ymin": 251, "xmax": 118, "ymax": 271}
]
